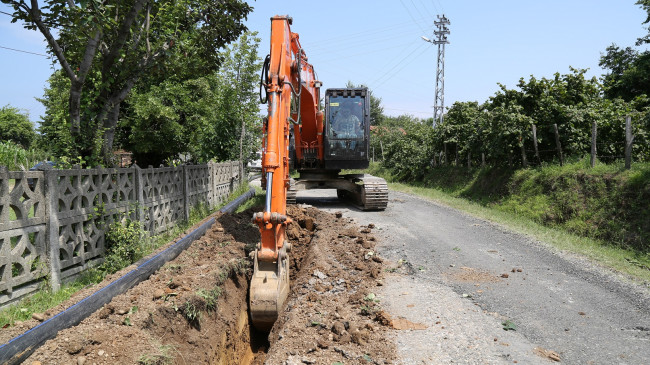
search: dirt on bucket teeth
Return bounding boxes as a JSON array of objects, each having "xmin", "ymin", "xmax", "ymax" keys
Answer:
[{"xmin": 15, "ymin": 204, "xmax": 395, "ymax": 365}]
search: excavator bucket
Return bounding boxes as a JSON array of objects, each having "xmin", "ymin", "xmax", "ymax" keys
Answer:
[{"xmin": 249, "ymin": 249, "xmax": 290, "ymax": 331}]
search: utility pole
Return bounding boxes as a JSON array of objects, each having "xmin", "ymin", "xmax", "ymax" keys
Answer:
[{"xmin": 422, "ymin": 15, "xmax": 450, "ymax": 126}]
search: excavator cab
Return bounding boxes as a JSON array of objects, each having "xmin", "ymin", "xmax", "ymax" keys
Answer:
[{"xmin": 323, "ymin": 88, "xmax": 370, "ymax": 170}]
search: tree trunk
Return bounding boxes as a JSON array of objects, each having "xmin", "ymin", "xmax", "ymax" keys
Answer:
[
  {"xmin": 69, "ymin": 81, "xmax": 83, "ymax": 138},
  {"xmin": 101, "ymin": 103, "xmax": 121, "ymax": 166},
  {"xmin": 239, "ymin": 116, "xmax": 245, "ymax": 184}
]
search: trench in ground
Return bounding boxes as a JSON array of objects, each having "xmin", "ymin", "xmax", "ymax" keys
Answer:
[{"xmin": 18, "ymin": 203, "xmax": 390, "ymax": 364}]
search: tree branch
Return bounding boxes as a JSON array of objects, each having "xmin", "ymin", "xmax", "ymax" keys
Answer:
[
  {"xmin": 25, "ymin": 0, "xmax": 77, "ymax": 82},
  {"xmin": 102, "ymin": 0, "xmax": 148, "ymax": 75}
]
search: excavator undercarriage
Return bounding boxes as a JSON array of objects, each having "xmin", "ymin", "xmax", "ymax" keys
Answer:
[{"xmin": 288, "ymin": 172, "xmax": 388, "ymax": 210}]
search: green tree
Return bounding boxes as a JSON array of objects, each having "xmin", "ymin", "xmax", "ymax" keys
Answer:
[
  {"xmin": 442, "ymin": 101, "xmax": 485, "ymax": 165},
  {"xmin": 635, "ymin": 0, "xmax": 650, "ymax": 45},
  {"xmin": 36, "ymin": 71, "xmax": 74, "ymax": 158},
  {"xmin": 120, "ymin": 32, "xmax": 262, "ymax": 167},
  {"xmin": 600, "ymin": 45, "xmax": 650, "ymax": 103},
  {"xmin": 378, "ymin": 115, "xmax": 434, "ymax": 179},
  {"xmin": 0, "ymin": 105, "xmax": 35, "ymax": 148},
  {"xmin": 217, "ymin": 31, "xmax": 263, "ymax": 179},
  {"xmin": 122, "ymin": 76, "xmax": 221, "ymax": 166},
  {"xmin": 2, "ymin": 0, "xmax": 252, "ymax": 166}
]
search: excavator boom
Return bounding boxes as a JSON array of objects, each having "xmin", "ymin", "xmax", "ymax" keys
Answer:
[
  {"xmin": 250, "ymin": 15, "xmax": 321, "ymax": 331},
  {"xmin": 250, "ymin": 15, "xmax": 387, "ymax": 332}
]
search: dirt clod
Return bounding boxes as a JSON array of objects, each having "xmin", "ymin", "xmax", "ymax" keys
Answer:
[
  {"xmin": 534, "ymin": 346, "xmax": 562, "ymax": 362},
  {"xmin": 152, "ymin": 288, "xmax": 165, "ymax": 299}
]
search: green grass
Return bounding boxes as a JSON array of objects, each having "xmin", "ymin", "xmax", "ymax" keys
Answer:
[
  {"xmin": 235, "ymin": 186, "xmax": 264, "ymax": 213},
  {"xmin": 366, "ymin": 160, "xmax": 650, "ymax": 284},
  {"xmin": 0, "ymin": 182, "xmax": 254, "ymax": 328},
  {"xmin": 0, "ymin": 269, "xmax": 104, "ymax": 328}
]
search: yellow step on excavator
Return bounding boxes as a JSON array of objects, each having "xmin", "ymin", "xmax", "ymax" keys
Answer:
[{"xmin": 249, "ymin": 15, "xmax": 388, "ymax": 332}]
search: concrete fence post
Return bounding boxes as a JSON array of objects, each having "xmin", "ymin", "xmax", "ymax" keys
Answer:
[
  {"xmin": 182, "ymin": 165, "xmax": 190, "ymax": 221},
  {"xmin": 230, "ymin": 161, "xmax": 235, "ymax": 193},
  {"xmin": 208, "ymin": 162, "xmax": 214, "ymax": 210},
  {"xmin": 133, "ymin": 164, "xmax": 144, "ymax": 227},
  {"xmin": 44, "ymin": 170, "xmax": 62, "ymax": 292}
]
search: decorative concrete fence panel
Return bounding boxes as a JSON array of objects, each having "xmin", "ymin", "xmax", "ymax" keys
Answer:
[
  {"xmin": 49, "ymin": 168, "xmax": 136, "ymax": 283},
  {"xmin": 211, "ymin": 161, "xmax": 239, "ymax": 206},
  {"xmin": 140, "ymin": 166, "xmax": 185, "ymax": 235},
  {"xmin": 0, "ymin": 168, "xmax": 48, "ymax": 305},
  {"xmin": 186, "ymin": 165, "xmax": 212, "ymax": 211},
  {"xmin": 0, "ymin": 161, "xmax": 242, "ymax": 307}
]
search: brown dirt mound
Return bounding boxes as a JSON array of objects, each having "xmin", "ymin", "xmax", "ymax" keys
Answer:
[
  {"xmin": 264, "ymin": 205, "xmax": 395, "ymax": 364},
  {"xmin": 19, "ymin": 209, "xmax": 264, "ymax": 365}
]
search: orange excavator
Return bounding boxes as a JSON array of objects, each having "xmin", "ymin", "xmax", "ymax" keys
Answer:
[{"xmin": 249, "ymin": 15, "xmax": 388, "ymax": 331}]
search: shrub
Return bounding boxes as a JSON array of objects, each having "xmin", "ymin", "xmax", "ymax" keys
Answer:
[{"xmin": 102, "ymin": 219, "xmax": 146, "ymax": 274}]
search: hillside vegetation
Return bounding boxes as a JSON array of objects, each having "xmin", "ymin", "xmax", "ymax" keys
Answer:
[{"xmin": 368, "ymin": 159, "xmax": 650, "ymax": 256}]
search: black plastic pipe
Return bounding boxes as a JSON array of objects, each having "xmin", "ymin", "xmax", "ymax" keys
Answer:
[{"xmin": 0, "ymin": 187, "xmax": 256, "ymax": 364}]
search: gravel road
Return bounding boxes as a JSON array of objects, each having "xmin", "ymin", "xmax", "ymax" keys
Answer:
[{"xmin": 296, "ymin": 188, "xmax": 650, "ymax": 364}]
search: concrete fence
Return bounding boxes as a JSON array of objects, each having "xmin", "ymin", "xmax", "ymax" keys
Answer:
[{"xmin": 0, "ymin": 161, "xmax": 240, "ymax": 308}]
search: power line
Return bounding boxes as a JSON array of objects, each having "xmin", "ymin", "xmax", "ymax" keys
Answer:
[
  {"xmin": 371, "ymin": 44, "xmax": 430, "ymax": 88},
  {"xmin": 434, "ymin": 0, "xmax": 445, "ymax": 13},
  {"xmin": 0, "ymin": 44, "xmax": 48, "ymax": 57},
  {"xmin": 400, "ymin": 0, "xmax": 427, "ymax": 34},
  {"xmin": 415, "ymin": 0, "xmax": 435, "ymax": 20},
  {"xmin": 426, "ymin": 0, "xmax": 439, "ymax": 14},
  {"xmin": 303, "ymin": 19, "xmax": 429, "ymax": 54}
]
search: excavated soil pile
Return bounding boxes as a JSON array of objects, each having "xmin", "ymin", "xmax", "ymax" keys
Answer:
[
  {"xmin": 5, "ymin": 204, "xmax": 395, "ymax": 364},
  {"xmin": 18, "ymin": 209, "xmax": 265, "ymax": 365},
  {"xmin": 265, "ymin": 205, "xmax": 396, "ymax": 364}
]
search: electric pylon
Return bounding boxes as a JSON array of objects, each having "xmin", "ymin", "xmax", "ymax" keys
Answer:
[{"xmin": 422, "ymin": 15, "xmax": 450, "ymax": 126}]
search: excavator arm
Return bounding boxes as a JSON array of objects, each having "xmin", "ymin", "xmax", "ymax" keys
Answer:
[{"xmin": 250, "ymin": 15, "xmax": 322, "ymax": 332}]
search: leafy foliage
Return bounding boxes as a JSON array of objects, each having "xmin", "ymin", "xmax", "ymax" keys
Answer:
[
  {"xmin": 119, "ymin": 32, "xmax": 262, "ymax": 166},
  {"xmin": 102, "ymin": 218, "xmax": 146, "ymax": 274},
  {"xmin": 2, "ymin": 0, "xmax": 252, "ymax": 166},
  {"xmin": 0, "ymin": 141, "xmax": 48, "ymax": 171},
  {"xmin": 0, "ymin": 105, "xmax": 36, "ymax": 148},
  {"xmin": 36, "ymin": 71, "xmax": 75, "ymax": 158},
  {"xmin": 373, "ymin": 68, "xmax": 649, "ymax": 173}
]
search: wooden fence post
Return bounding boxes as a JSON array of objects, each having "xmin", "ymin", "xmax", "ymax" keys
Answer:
[
  {"xmin": 481, "ymin": 152, "xmax": 486, "ymax": 168},
  {"xmin": 590, "ymin": 121, "xmax": 597, "ymax": 168},
  {"xmin": 553, "ymin": 123, "xmax": 563, "ymax": 166},
  {"xmin": 531, "ymin": 124, "xmax": 540, "ymax": 165},
  {"xmin": 443, "ymin": 143, "xmax": 448, "ymax": 165},
  {"xmin": 519, "ymin": 132, "xmax": 528, "ymax": 168},
  {"xmin": 625, "ymin": 116, "xmax": 633, "ymax": 169},
  {"xmin": 467, "ymin": 149, "xmax": 472, "ymax": 168}
]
